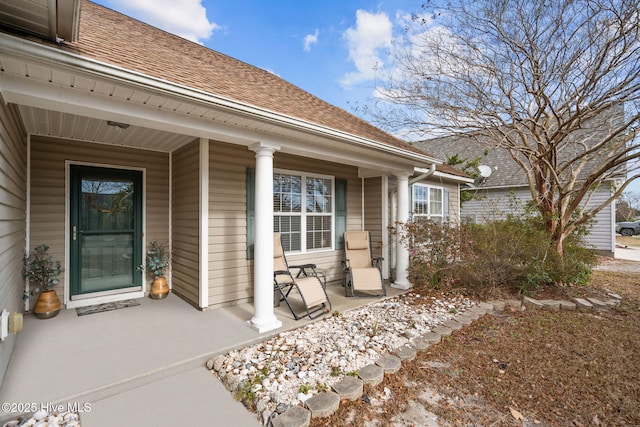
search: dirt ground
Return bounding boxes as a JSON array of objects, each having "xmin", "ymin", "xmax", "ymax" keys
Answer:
[{"xmin": 310, "ymin": 239, "xmax": 640, "ymax": 427}]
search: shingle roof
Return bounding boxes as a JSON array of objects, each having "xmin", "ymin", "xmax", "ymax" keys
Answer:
[
  {"xmin": 40, "ymin": 0, "xmax": 430, "ymax": 158},
  {"xmin": 414, "ymin": 136, "xmax": 523, "ymax": 187}
]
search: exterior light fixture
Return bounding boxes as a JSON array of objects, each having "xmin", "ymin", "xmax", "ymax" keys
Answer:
[{"xmin": 107, "ymin": 120, "xmax": 130, "ymax": 129}]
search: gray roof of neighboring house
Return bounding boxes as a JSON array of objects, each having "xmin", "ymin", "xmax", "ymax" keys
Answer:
[
  {"xmin": 413, "ymin": 136, "xmax": 523, "ymax": 188},
  {"xmin": 413, "ymin": 106, "xmax": 628, "ymax": 189}
]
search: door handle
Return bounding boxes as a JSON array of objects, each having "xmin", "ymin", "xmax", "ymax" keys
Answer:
[{"xmin": 73, "ymin": 226, "xmax": 77, "ymax": 241}]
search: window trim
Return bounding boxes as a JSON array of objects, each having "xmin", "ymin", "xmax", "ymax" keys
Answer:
[
  {"xmin": 274, "ymin": 168, "xmax": 335, "ymax": 254},
  {"xmin": 412, "ymin": 183, "xmax": 444, "ymax": 221}
]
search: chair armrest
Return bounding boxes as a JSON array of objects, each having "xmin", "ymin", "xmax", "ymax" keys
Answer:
[
  {"xmin": 372, "ymin": 257, "xmax": 384, "ymax": 269},
  {"xmin": 274, "ymin": 270, "xmax": 291, "ymax": 276},
  {"xmin": 289, "ymin": 263, "xmax": 317, "ymax": 270},
  {"xmin": 291, "ymin": 264, "xmax": 318, "ymax": 278},
  {"xmin": 342, "ymin": 260, "xmax": 351, "ymax": 271}
]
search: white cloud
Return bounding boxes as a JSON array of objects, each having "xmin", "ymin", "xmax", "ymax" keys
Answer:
[
  {"xmin": 105, "ymin": 0, "xmax": 219, "ymax": 44},
  {"xmin": 340, "ymin": 10, "xmax": 393, "ymax": 87},
  {"xmin": 303, "ymin": 29, "xmax": 319, "ymax": 52}
]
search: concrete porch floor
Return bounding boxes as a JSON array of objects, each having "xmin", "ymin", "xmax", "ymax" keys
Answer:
[{"xmin": 0, "ymin": 283, "xmax": 404, "ymax": 426}]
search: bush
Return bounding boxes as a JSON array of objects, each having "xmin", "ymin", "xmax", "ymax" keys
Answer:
[
  {"xmin": 398, "ymin": 215, "xmax": 597, "ymax": 298},
  {"xmin": 397, "ymin": 219, "xmax": 463, "ymax": 289}
]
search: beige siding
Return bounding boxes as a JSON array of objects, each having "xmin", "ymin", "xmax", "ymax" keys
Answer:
[
  {"xmin": 363, "ymin": 177, "xmax": 383, "ymax": 259},
  {"xmin": 29, "ymin": 137, "xmax": 170, "ymax": 303},
  {"xmin": 206, "ymin": 143, "xmax": 363, "ymax": 308},
  {"xmin": 0, "ymin": 100, "xmax": 27, "ymax": 385},
  {"xmin": 208, "ymin": 141, "xmax": 254, "ymax": 307},
  {"xmin": 172, "ymin": 141, "xmax": 200, "ymax": 305}
]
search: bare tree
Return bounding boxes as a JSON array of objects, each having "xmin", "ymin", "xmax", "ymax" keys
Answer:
[{"xmin": 366, "ymin": 0, "xmax": 640, "ymax": 256}]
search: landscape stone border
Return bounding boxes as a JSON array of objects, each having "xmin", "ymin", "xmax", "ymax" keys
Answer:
[{"xmin": 269, "ymin": 293, "xmax": 623, "ymax": 427}]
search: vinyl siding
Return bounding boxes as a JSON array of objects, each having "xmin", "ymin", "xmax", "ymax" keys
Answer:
[
  {"xmin": 206, "ymin": 142, "xmax": 363, "ymax": 308},
  {"xmin": 0, "ymin": 99, "xmax": 27, "ymax": 385},
  {"xmin": 29, "ymin": 137, "xmax": 170, "ymax": 303},
  {"xmin": 364, "ymin": 177, "xmax": 383, "ymax": 260},
  {"xmin": 461, "ymin": 186, "xmax": 614, "ymax": 254},
  {"xmin": 171, "ymin": 140, "xmax": 200, "ymax": 305},
  {"xmin": 208, "ymin": 141, "xmax": 254, "ymax": 307}
]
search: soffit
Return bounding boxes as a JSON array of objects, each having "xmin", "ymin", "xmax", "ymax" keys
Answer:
[{"xmin": 0, "ymin": 0, "xmax": 80, "ymax": 42}]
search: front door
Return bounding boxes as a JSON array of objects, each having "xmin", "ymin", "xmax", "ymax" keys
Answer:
[{"xmin": 70, "ymin": 165, "xmax": 143, "ymax": 299}]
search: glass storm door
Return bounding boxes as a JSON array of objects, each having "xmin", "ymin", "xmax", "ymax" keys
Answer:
[{"xmin": 70, "ymin": 165, "xmax": 143, "ymax": 299}]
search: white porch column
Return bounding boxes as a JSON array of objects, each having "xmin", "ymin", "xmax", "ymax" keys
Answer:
[
  {"xmin": 249, "ymin": 142, "xmax": 282, "ymax": 333},
  {"xmin": 392, "ymin": 172, "xmax": 412, "ymax": 290}
]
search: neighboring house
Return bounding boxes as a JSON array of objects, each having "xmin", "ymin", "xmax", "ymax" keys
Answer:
[
  {"xmin": 0, "ymin": 1, "xmax": 471, "ymax": 382},
  {"xmin": 414, "ymin": 112, "xmax": 625, "ymax": 257}
]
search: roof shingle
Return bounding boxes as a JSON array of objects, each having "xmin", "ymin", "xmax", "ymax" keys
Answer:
[{"xmin": 50, "ymin": 1, "xmax": 430, "ymax": 157}]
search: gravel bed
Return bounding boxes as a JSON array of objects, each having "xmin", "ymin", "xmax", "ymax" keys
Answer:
[{"xmin": 208, "ymin": 292, "xmax": 476, "ymax": 424}]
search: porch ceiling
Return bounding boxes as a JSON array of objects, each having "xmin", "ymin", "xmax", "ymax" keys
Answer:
[{"xmin": 18, "ymin": 105, "xmax": 197, "ymax": 152}]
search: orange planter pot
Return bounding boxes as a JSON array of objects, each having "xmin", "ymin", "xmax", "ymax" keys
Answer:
[
  {"xmin": 150, "ymin": 277, "xmax": 170, "ymax": 300},
  {"xmin": 33, "ymin": 290, "xmax": 61, "ymax": 319}
]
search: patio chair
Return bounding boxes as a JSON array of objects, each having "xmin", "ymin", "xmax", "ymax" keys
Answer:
[
  {"xmin": 274, "ymin": 234, "xmax": 332, "ymax": 320},
  {"xmin": 342, "ymin": 231, "xmax": 386, "ymax": 297}
]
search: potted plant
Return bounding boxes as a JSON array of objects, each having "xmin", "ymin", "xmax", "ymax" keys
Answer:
[
  {"xmin": 139, "ymin": 241, "xmax": 171, "ymax": 299},
  {"xmin": 23, "ymin": 244, "xmax": 64, "ymax": 319}
]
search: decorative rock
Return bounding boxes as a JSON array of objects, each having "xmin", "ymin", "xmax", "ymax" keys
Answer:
[
  {"xmin": 0, "ymin": 412, "xmax": 81, "ymax": 427},
  {"xmin": 463, "ymin": 308, "xmax": 482, "ymax": 320},
  {"xmin": 409, "ymin": 336, "xmax": 430, "ymax": 351},
  {"xmin": 375, "ymin": 354, "xmax": 402, "ymax": 374},
  {"xmin": 606, "ymin": 291, "xmax": 622, "ymax": 300},
  {"xmin": 33, "ymin": 410, "xmax": 48, "ymax": 421},
  {"xmin": 587, "ymin": 297, "xmax": 608, "ymax": 310},
  {"xmin": 478, "ymin": 301, "xmax": 494, "ymax": 312},
  {"xmin": 432, "ymin": 325, "xmax": 453, "ymax": 336},
  {"xmin": 558, "ymin": 300, "xmax": 577, "ymax": 310},
  {"xmin": 452, "ymin": 314, "xmax": 472, "ymax": 326},
  {"xmin": 358, "ymin": 364, "xmax": 384, "ymax": 386},
  {"xmin": 488, "ymin": 300, "xmax": 506, "ymax": 311},
  {"xmin": 393, "ymin": 345, "xmax": 417, "ymax": 361},
  {"xmin": 209, "ymin": 292, "xmax": 475, "ymax": 420},
  {"xmin": 573, "ymin": 298, "xmax": 594, "ymax": 310},
  {"xmin": 331, "ymin": 376, "xmax": 363, "ymax": 401},
  {"xmin": 604, "ymin": 299, "xmax": 619, "ymax": 307},
  {"xmin": 444, "ymin": 319, "xmax": 464, "ymax": 330},
  {"xmin": 522, "ymin": 296, "xmax": 544, "ymax": 309},
  {"xmin": 271, "ymin": 406, "xmax": 311, "ymax": 427},
  {"xmin": 539, "ymin": 300, "xmax": 561, "ymax": 311},
  {"xmin": 421, "ymin": 332, "xmax": 441, "ymax": 344},
  {"xmin": 304, "ymin": 391, "xmax": 340, "ymax": 418}
]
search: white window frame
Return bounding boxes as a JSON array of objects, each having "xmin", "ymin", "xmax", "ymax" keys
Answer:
[
  {"xmin": 274, "ymin": 169, "xmax": 335, "ymax": 253},
  {"xmin": 412, "ymin": 183, "xmax": 444, "ymax": 221}
]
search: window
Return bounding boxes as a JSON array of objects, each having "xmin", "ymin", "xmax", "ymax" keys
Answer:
[
  {"xmin": 274, "ymin": 171, "xmax": 333, "ymax": 252},
  {"xmin": 412, "ymin": 183, "xmax": 444, "ymax": 222}
]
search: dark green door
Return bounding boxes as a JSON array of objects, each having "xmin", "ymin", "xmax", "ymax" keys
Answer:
[{"xmin": 70, "ymin": 165, "xmax": 143, "ymax": 298}]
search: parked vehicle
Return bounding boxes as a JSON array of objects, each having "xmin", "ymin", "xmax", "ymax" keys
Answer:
[{"xmin": 615, "ymin": 220, "xmax": 640, "ymax": 236}]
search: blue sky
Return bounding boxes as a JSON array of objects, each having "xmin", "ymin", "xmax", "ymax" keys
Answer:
[{"xmin": 93, "ymin": 0, "xmax": 422, "ymax": 113}]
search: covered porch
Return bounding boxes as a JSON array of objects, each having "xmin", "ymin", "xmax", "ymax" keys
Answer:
[
  {"xmin": 1, "ymin": 31, "xmax": 431, "ymax": 323},
  {"xmin": 0, "ymin": 283, "xmax": 406, "ymax": 425}
]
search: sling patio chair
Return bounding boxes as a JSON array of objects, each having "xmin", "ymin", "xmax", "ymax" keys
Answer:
[
  {"xmin": 342, "ymin": 231, "xmax": 386, "ymax": 297},
  {"xmin": 273, "ymin": 233, "xmax": 332, "ymax": 320}
]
